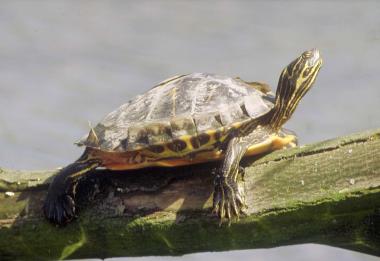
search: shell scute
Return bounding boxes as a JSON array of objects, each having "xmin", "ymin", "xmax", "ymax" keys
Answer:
[
  {"xmin": 193, "ymin": 113, "xmax": 223, "ymax": 133},
  {"xmin": 145, "ymin": 122, "xmax": 172, "ymax": 145},
  {"xmin": 170, "ymin": 116, "xmax": 197, "ymax": 138},
  {"xmin": 126, "ymin": 124, "xmax": 149, "ymax": 150},
  {"xmin": 78, "ymin": 73, "xmax": 273, "ymax": 152},
  {"xmin": 244, "ymin": 94, "xmax": 272, "ymax": 118},
  {"xmin": 219, "ymin": 103, "xmax": 249, "ymax": 126}
]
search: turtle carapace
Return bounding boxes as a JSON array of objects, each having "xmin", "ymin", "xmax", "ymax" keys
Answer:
[{"xmin": 43, "ymin": 49, "xmax": 322, "ymax": 225}]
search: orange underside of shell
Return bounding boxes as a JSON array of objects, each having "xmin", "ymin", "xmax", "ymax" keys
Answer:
[{"xmin": 89, "ymin": 134, "xmax": 296, "ymax": 170}]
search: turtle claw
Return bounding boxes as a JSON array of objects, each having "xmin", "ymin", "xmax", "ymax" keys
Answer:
[
  {"xmin": 212, "ymin": 172, "xmax": 246, "ymax": 224},
  {"xmin": 43, "ymin": 192, "xmax": 76, "ymax": 226}
]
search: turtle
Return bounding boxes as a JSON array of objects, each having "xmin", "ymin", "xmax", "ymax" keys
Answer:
[{"xmin": 43, "ymin": 48, "xmax": 322, "ymax": 225}]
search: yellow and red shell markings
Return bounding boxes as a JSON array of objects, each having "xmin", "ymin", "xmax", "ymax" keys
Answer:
[{"xmin": 89, "ymin": 132, "xmax": 296, "ymax": 170}]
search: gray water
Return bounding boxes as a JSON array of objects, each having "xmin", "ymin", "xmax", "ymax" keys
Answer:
[{"xmin": 0, "ymin": 1, "xmax": 379, "ymax": 260}]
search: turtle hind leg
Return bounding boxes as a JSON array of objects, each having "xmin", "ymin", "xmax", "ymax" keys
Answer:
[
  {"xmin": 43, "ymin": 159, "xmax": 99, "ymax": 225},
  {"xmin": 212, "ymin": 137, "xmax": 249, "ymax": 222}
]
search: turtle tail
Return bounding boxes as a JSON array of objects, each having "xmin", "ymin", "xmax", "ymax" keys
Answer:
[{"xmin": 43, "ymin": 157, "xmax": 100, "ymax": 225}]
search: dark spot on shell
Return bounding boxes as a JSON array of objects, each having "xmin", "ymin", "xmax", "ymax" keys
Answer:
[
  {"xmin": 170, "ymin": 117, "xmax": 197, "ymax": 138},
  {"xmin": 240, "ymin": 104, "xmax": 249, "ymax": 117},
  {"xmin": 214, "ymin": 131, "xmax": 222, "ymax": 141},
  {"xmin": 146, "ymin": 123, "xmax": 172, "ymax": 144},
  {"xmin": 121, "ymin": 138, "xmax": 129, "ymax": 150},
  {"xmin": 147, "ymin": 145, "xmax": 165, "ymax": 154},
  {"xmin": 214, "ymin": 115, "xmax": 223, "ymax": 125},
  {"xmin": 198, "ymin": 133, "xmax": 210, "ymax": 146},
  {"xmin": 190, "ymin": 136, "xmax": 200, "ymax": 149},
  {"xmin": 136, "ymin": 131, "xmax": 149, "ymax": 145},
  {"xmin": 168, "ymin": 139, "xmax": 187, "ymax": 152},
  {"xmin": 128, "ymin": 127, "xmax": 149, "ymax": 148}
]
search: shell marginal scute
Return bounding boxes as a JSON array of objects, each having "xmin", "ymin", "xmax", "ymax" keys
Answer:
[{"xmin": 77, "ymin": 73, "xmax": 274, "ymax": 153}]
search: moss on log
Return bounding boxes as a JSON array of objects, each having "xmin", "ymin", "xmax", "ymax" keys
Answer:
[{"xmin": 0, "ymin": 129, "xmax": 379, "ymax": 260}]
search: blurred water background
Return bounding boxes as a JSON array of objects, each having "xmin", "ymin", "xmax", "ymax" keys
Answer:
[{"xmin": 0, "ymin": 1, "xmax": 379, "ymax": 260}]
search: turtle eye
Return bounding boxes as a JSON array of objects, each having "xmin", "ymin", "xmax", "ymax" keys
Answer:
[{"xmin": 303, "ymin": 67, "xmax": 311, "ymax": 77}]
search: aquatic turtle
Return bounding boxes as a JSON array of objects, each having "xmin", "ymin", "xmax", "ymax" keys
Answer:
[{"xmin": 44, "ymin": 49, "xmax": 322, "ymax": 225}]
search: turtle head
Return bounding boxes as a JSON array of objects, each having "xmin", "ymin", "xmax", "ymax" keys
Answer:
[{"xmin": 269, "ymin": 48, "xmax": 322, "ymax": 130}]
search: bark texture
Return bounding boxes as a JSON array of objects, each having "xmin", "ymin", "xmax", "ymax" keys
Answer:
[{"xmin": 0, "ymin": 129, "xmax": 379, "ymax": 260}]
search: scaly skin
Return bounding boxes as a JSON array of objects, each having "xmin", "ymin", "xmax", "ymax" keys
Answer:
[
  {"xmin": 43, "ymin": 49, "xmax": 322, "ymax": 225},
  {"xmin": 211, "ymin": 49, "xmax": 322, "ymax": 222}
]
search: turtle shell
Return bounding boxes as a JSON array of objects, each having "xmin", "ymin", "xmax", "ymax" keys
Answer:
[{"xmin": 78, "ymin": 73, "xmax": 274, "ymax": 152}]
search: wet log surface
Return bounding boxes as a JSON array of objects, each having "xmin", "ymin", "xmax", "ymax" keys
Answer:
[{"xmin": 0, "ymin": 129, "xmax": 379, "ymax": 260}]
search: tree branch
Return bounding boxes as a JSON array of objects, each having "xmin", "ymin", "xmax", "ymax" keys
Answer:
[{"xmin": 0, "ymin": 129, "xmax": 379, "ymax": 260}]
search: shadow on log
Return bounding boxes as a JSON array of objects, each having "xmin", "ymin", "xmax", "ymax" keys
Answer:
[{"xmin": 0, "ymin": 129, "xmax": 379, "ymax": 260}]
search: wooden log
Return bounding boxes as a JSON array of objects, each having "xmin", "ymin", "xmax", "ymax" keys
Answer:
[{"xmin": 0, "ymin": 129, "xmax": 379, "ymax": 260}]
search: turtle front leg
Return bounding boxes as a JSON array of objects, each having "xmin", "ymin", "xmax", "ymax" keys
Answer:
[{"xmin": 212, "ymin": 137, "xmax": 249, "ymax": 221}]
